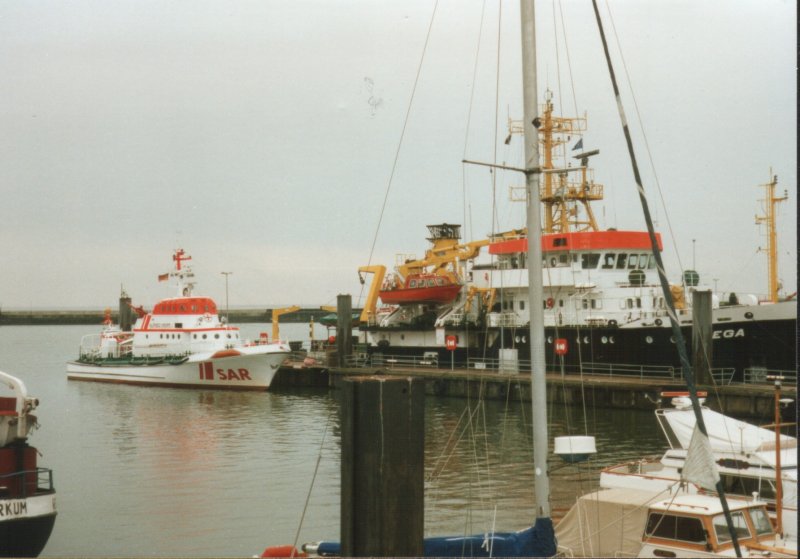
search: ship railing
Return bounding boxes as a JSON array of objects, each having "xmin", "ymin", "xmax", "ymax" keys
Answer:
[
  {"xmin": 710, "ymin": 368, "xmax": 737, "ymax": 386},
  {"xmin": 743, "ymin": 367, "xmax": 797, "ymax": 385},
  {"xmin": 0, "ymin": 467, "xmax": 54, "ymax": 499},
  {"xmin": 366, "ymin": 354, "xmax": 440, "ymax": 369}
]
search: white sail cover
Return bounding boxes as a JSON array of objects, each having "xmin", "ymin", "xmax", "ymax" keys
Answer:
[
  {"xmin": 662, "ymin": 407, "xmax": 797, "ymax": 469},
  {"xmin": 681, "ymin": 425, "xmax": 721, "ymax": 491}
]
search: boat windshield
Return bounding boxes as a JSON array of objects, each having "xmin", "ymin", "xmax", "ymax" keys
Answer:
[
  {"xmin": 713, "ymin": 511, "xmax": 752, "ymax": 543},
  {"xmin": 748, "ymin": 507, "xmax": 774, "ymax": 537}
]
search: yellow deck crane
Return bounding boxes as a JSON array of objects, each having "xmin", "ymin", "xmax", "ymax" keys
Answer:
[
  {"xmin": 270, "ymin": 305, "xmax": 300, "ymax": 342},
  {"xmin": 358, "ymin": 224, "xmax": 489, "ymax": 323}
]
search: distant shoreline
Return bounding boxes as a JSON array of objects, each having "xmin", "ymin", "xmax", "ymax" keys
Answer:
[{"xmin": 0, "ymin": 307, "xmax": 350, "ymax": 325}]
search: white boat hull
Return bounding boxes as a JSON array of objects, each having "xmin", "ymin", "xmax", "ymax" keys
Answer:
[{"xmin": 67, "ymin": 347, "xmax": 290, "ymax": 390}]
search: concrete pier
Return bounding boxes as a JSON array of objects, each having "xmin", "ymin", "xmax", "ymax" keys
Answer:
[{"xmin": 272, "ymin": 364, "xmax": 796, "ymax": 421}]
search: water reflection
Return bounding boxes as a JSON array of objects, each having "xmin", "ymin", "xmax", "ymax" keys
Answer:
[{"xmin": 0, "ymin": 327, "xmax": 669, "ymax": 556}]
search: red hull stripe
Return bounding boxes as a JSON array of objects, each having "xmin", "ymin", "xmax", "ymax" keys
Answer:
[
  {"xmin": 489, "ymin": 230, "xmax": 663, "ymax": 255},
  {"xmin": 204, "ymin": 362, "xmax": 213, "ymax": 380}
]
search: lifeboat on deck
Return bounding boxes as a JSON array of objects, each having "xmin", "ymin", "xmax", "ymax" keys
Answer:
[{"xmin": 379, "ymin": 274, "xmax": 461, "ymax": 305}]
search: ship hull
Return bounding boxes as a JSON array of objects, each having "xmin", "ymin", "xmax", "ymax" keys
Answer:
[
  {"xmin": 0, "ymin": 493, "xmax": 57, "ymax": 558},
  {"xmin": 361, "ymin": 302, "xmax": 796, "ymax": 382},
  {"xmin": 67, "ymin": 348, "xmax": 290, "ymax": 390}
]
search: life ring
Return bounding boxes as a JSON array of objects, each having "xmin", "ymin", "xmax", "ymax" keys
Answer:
[{"xmin": 546, "ymin": 298, "xmax": 555, "ymax": 309}]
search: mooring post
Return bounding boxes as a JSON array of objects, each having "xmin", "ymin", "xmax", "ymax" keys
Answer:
[
  {"xmin": 336, "ymin": 294, "xmax": 353, "ymax": 367},
  {"xmin": 119, "ymin": 292, "xmax": 133, "ymax": 332},
  {"xmin": 340, "ymin": 376, "xmax": 424, "ymax": 557},
  {"xmin": 692, "ymin": 289, "xmax": 713, "ymax": 385}
]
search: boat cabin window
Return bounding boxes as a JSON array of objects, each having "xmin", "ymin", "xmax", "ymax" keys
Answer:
[
  {"xmin": 628, "ymin": 254, "xmax": 639, "ymax": 269},
  {"xmin": 602, "ymin": 253, "xmax": 616, "ymax": 269},
  {"xmin": 427, "ymin": 279, "xmax": 436, "ymax": 287},
  {"xmin": 638, "ymin": 253, "xmax": 649, "ymax": 269},
  {"xmin": 645, "ymin": 513, "xmax": 707, "ymax": 544},
  {"xmin": 581, "ymin": 253, "xmax": 600, "ymax": 269},
  {"xmin": 748, "ymin": 508, "xmax": 773, "ymax": 537},
  {"xmin": 713, "ymin": 511, "xmax": 751, "ymax": 543},
  {"xmin": 615, "ymin": 254, "xmax": 628, "ymax": 269},
  {"xmin": 648, "ymin": 255, "xmax": 656, "ymax": 269},
  {"xmin": 519, "ymin": 300, "xmax": 525, "ymax": 310},
  {"xmin": 720, "ymin": 473, "xmax": 776, "ymax": 501},
  {"xmin": 436, "ymin": 278, "xmax": 445, "ymax": 286},
  {"xmin": 409, "ymin": 279, "xmax": 418, "ymax": 288}
]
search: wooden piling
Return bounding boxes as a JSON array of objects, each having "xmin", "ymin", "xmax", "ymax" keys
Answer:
[
  {"xmin": 336, "ymin": 294, "xmax": 353, "ymax": 367},
  {"xmin": 692, "ymin": 289, "xmax": 713, "ymax": 385},
  {"xmin": 340, "ymin": 375, "xmax": 424, "ymax": 557},
  {"xmin": 119, "ymin": 294, "xmax": 133, "ymax": 332}
]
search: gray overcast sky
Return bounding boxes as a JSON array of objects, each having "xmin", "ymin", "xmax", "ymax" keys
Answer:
[{"xmin": 0, "ymin": 0, "xmax": 795, "ymax": 310}]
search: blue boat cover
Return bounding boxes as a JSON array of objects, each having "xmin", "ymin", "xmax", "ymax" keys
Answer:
[{"xmin": 315, "ymin": 517, "xmax": 556, "ymax": 557}]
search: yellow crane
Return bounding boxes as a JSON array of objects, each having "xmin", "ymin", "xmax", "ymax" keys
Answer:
[
  {"xmin": 270, "ymin": 305, "xmax": 300, "ymax": 341},
  {"xmin": 357, "ymin": 265, "xmax": 386, "ymax": 324}
]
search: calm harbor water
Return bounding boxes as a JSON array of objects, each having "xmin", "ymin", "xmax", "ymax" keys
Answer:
[{"xmin": 1, "ymin": 324, "xmax": 667, "ymax": 557}]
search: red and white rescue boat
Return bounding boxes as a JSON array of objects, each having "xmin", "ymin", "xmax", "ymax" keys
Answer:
[{"xmin": 66, "ymin": 249, "xmax": 291, "ymax": 390}]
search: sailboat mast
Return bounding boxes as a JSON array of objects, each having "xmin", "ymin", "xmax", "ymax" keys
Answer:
[{"xmin": 520, "ymin": 0, "xmax": 550, "ymax": 519}]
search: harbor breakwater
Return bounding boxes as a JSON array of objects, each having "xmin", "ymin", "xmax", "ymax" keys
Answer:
[{"xmin": 0, "ymin": 307, "xmax": 349, "ymax": 325}]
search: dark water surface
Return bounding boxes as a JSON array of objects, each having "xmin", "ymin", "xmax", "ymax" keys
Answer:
[{"xmin": 0, "ymin": 325, "xmax": 666, "ymax": 556}]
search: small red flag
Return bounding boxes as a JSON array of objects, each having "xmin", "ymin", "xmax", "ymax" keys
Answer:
[{"xmin": 158, "ymin": 273, "xmax": 169, "ymax": 282}]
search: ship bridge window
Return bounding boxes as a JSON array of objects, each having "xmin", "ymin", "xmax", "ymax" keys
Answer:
[
  {"xmin": 638, "ymin": 254, "xmax": 649, "ymax": 269},
  {"xmin": 581, "ymin": 253, "xmax": 600, "ymax": 269},
  {"xmin": 519, "ymin": 300, "xmax": 525, "ymax": 310},
  {"xmin": 648, "ymin": 255, "xmax": 656, "ymax": 269},
  {"xmin": 615, "ymin": 254, "xmax": 628, "ymax": 269},
  {"xmin": 645, "ymin": 513, "xmax": 707, "ymax": 544},
  {"xmin": 628, "ymin": 254, "xmax": 639, "ymax": 269},
  {"xmin": 602, "ymin": 253, "xmax": 616, "ymax": 269},
  {"xmin": 713, "ymin": 511, "xmax": 751, "ymax": 543},
  {"xmin": 553, "ymin": 237, "xmax": 567, "ymax": 247}
]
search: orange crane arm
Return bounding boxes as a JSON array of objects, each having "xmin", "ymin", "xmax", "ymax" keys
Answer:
[{"xmin": 271, "ymin": 305, "xmax": 301, "ymax": 341}]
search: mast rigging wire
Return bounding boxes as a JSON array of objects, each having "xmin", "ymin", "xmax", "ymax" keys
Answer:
[
  {"xmin": 590, "ymin": 1, "xmax": 743, "ymax": 555},
  {"xmin": 359, "ymin": 1, "xmax": 439, "ymax": 305}
]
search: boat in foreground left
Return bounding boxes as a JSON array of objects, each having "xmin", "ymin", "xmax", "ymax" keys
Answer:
[{"xmin": 0, "ymin": 371, "xmax": 56, "ymax": 557}]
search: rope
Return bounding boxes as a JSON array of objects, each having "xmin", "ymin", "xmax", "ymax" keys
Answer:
[{"xmin": 291, "ymin": 410, "xmax": 333, "ymax": 554}]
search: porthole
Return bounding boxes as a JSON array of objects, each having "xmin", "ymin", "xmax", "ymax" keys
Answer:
[
  {"xmin": 601, "ymin": 336, "xmax": 608, "ymax": 344},
  {"xmin": 214, "ymin": 334, "xmax": 220, "ymax": 339},
  {"xmin": 547, "ymin": 336, "xmax": 553, "ymax": 343},
  {"xmin": 669, "ymin": 336, "xmax": 675, "ymax": 344},
  {"xmin": 202, "ymin": 334, "xmax": 207, "ymax": 340},
  {"xmin": 515, "ymin": 336, "xmax": 521, "ymax": 343},
  {"xmin": 583, "ymin": 336, "xmax": 589, "ymax": 344},
  {"xmin": 522, "ymin": 336, "xmax": 527, "ymax": 343},
  {"xmin": 744, "ymin": 312, "xmax": 754, "ymax": 319},
  {"xmin": 645, "ymin": 336, "xmax": 653, "ymax": 344},
  {"xmin": 609, "ymin": 336, "xmax": 615, "ymax": 344}
]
